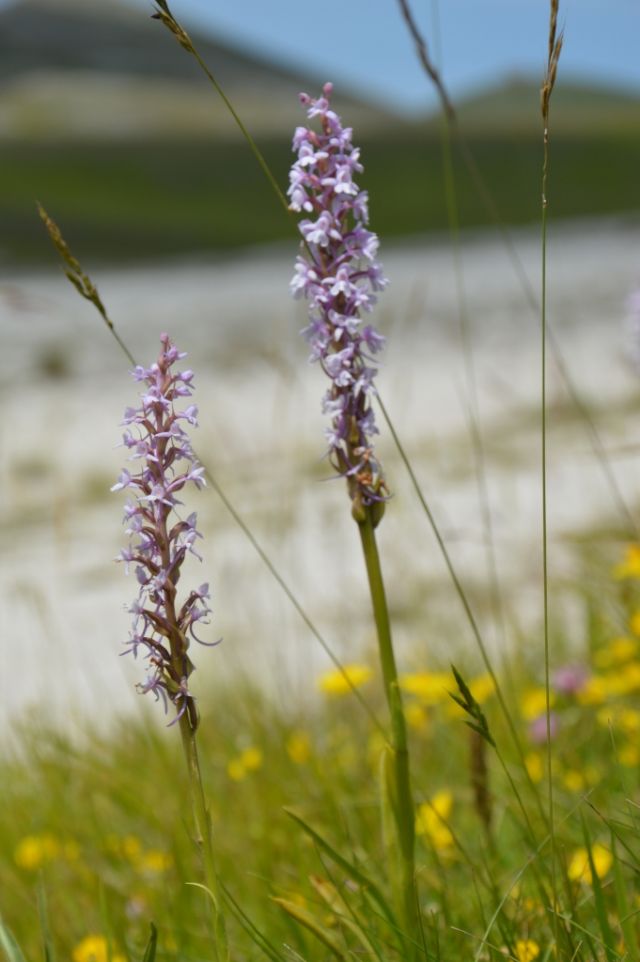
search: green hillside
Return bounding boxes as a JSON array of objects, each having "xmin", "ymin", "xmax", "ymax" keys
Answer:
[
  {"xmin": 0, "ymin": 0, "xmax": 395, "ymax": 139},
  {"xmin": 441, "ymin": 76, "xmax": 640, "ymax": 136},
  {"xmin": 2, "ymin": 125, "xmax": 639, "ymax": 267},
  {"xmin": 0, "ymin": 0, "xmax": 638, "ymax": 266}
]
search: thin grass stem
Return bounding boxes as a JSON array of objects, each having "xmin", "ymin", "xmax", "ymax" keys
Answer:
[
  {"xmin": 541, "ymin": 0, "xmax": 563, "ymax": 948},
  {"xmin": 152, "ymin": 0, "xmax": 289, "ymax": 218},
  {"xmin": 438, "ymin": 96, "xmax": 508, "ymax": 659}
]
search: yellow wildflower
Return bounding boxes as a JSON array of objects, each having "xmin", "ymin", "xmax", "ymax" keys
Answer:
[
  {"xmin": 520, "ymin": 687, "xmax": 555, "ymax": 721},
  {"xmin": 470, "ymin": 673, "xmax": 496, "ymax": 704},
  {"xmin": 575, "ymin": 675, "xmax": 607, "ymax": 706},
  {"xmin": 286, "ymin": 730, "xmax": 312, "ymax": 765},
  {"xmin": 404, "ymin": 702, "xmax": 428, "ymax": 730},
  {"xmin": 240, "ymin": 747, "xmax": 263, "ymax": 771},
  {"xmin": 227, "ymin": 746, "xmax": 263, "ymax": 781},
  {"xmin": 524, "ymin": 752, "xmax": 544, "ymax": 783},
  {"xmin": 318, "ymin": 663, "xmax": 372, "ymax": 696},
  {"xmin": 593, "ymin": 636, "xmax": 638, "ymax": 669},
  {"xmin": 227, "ymin": 757, "xmax": 247, "ymax": 781},
  {"xmin": 72, "ymin": 935, "xmax": 125, "ymax": 962},
  {"xmin": 618, "ymin": 744, "xmax": 640, "ymax": 767},
  {"xmin": 596, "ymin": 707, "xmax": 615, "ymax": 728},
  {"xmin": 416, "ymin": 790, "xmax": 454, "ymax": 852},
  {"xmin": 399, "ymin": 671, "xmax": 450, "ymax": 705},
  {"xmin": 515, "ymin": 939, "xmax": 540, "ymax": 962},
  {"xmin": 604, "ymin": 662, "xmax": 640, "ymax": 695},
  {"xmin": 14, "ymin": 833, "xmax": 60, "ymax": 871},
  {"xmin": 137, "ymin": 849, "xmax": 172, "ymax": 874},
  {"xmin": 562, "ymin": 770, "xmax": 586, "ymax": 792},
  {"xmin": 619, "ymin": 708, "xmax": 640, "ymax": 733},
  {"xmin": 431, "ymin": 790, "xmax": 453, "ymax": 819},
  {"xmin": 598, "ymin": 707, "xmax": 640, "ymax": 733},
  {"xmin": 613, "ymin": 544, "xmax": 640, "ymax": 579},
  {"xmin": 121, "ymin": 835, "xmax": 142, "ymax": 862},
  {"xmin": 521, "ymin": 897, "xmax": 543, "ymax": 917},
  {"xmin": 567, "ymin": 844, "xmax": 612, "ymax": 884}
]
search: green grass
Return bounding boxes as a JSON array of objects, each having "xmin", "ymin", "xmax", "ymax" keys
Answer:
[
  {"xmin": 2, "ymin": 129, "xmax": 639, "ymax": 265},
  {"xmin": 2, "ymin": 550, "xmax": 640, "ymax": 961}
]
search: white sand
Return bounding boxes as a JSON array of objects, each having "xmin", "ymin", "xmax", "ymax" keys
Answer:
[{"xmin": 2, "ymin": 216, "xmax": 640, "ymax": 738}]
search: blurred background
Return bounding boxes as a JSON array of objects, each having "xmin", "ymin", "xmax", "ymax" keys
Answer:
[
  {"xmin": 2, "ymin": 0, "xmax": 640, "ymax": 736},
  {"xmin": 0, "ymin": 0, "xmax": 638, "ymax": 263}
]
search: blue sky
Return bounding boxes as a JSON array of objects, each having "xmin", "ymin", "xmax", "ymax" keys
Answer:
[
  {"xmin": 7, "ymin": 0, "xmax": 640, "ymax": 113},
  {"xmin": 136, "ymin": 0, "xmax": 640, "ymax": 113}
]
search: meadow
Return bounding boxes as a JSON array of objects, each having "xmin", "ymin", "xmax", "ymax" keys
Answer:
[{"xmin": 2, "ymin": 1, "xmax": 640, "ymax": 961}]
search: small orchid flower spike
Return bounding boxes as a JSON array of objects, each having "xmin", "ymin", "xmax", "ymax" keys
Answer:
[
  {"xmin": 112, "ymin": 334, "xmax": 215, "ymax": 728},
  {"xmin": 288, "ymin": 82, "xmax": 389, "ymax": 522}
]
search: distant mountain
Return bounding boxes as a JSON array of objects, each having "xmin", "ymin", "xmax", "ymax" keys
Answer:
[
  {"xmin": 0, "ymin": 0, "xmax": 397, "ymax": 138},
  {"xmin": 437, "ymin": 75, "xmax": 640, "ymax": 136}
]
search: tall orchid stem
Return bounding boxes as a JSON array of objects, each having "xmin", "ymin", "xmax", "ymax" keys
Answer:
[
  {"xmin": 357, "ymin": 507, "xmax": 419, "ymax": 951},
  {"xmin": 178, "ymin": 714, "xmax": 229, "ymax": 962}
]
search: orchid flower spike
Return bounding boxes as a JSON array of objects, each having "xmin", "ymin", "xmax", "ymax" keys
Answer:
[
  {"xmin": 112, "ymin": 334, "xmax": 215, "ymax": 728},
  {"xmin": 288, "ymin": 82, "xmax": 389, "ymax": 522}
]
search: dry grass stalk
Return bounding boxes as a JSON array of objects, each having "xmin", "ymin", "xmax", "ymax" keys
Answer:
[
  {"xmin": 541, "ymin": 0, "xmax": 564, "ymax": 127},
  {"xmin": 151, "ymin": 0, "xmax": 194, "ymax": 53},
  {"xmin": 38, "ymin": 203, "xmax": 110, "ymax": 328},
  {"xmin": 38, "ymin": 203, "xmax": 134, "ymax": 363},
  {"xmin": 396, "ymin": 0, "xmax": 455, "ymax": 120}
]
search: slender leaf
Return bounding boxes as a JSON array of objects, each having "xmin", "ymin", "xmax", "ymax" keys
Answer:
[
  {"xmin": 221, "ymin": 883, "xmax": 286, "ymax": 962},
  {"xmin": 141, "ymin": 923, "xmax": 158, "ymax": 962},
  {"xmin": 272, "ymin": 899, "xmax": 348, "ymax": 960},
  {"xmin": 581, "ymin": 818, "xmax": 617, "ymax": 962},
  {"xmin": 37, "ymin": 882, "xmax": 56, "ymax": 962},
  {"xmin": 309, "ymin": 875, "xmax": 383, "ymax": 961},
  {"xmin": 283, "ymin": 808, "xmax": 398, "ymax": 934},
  {"xmin": 611, "ymin": 832, "xmax": 640, "ymax": 962},
  {"xmin": 0, "ymin": 914, "xmax": 28, "ymax": 962}
]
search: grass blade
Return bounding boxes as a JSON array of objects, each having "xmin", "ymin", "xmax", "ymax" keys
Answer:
[
  {"xmin": 271, "ymin": 898, "xmax": 348, "ymax": 960},
  {"xmin": 141, "ymin": 923, "xmax": 158, "ymax": 962},
  {"xmin": 283, "ymin": 808, "xmax": 398, "ymax": 935},
  {"xmin": 581, "ymin": 818, "xmax": 617, "ymax": 962},
  {"xmin": 36, "ymin": 882, "xmax": 56, "ymax": 962},
  {"xmin": 309, "ymin": 875, "xmax": 383, "ymax": 961},
  {"xmin": 0, "ymin": 915, "xmax": 28, "ymax": 962},
  {"xmin": 611, "ymin": 831, "xmax": 640, "ymax": 961}
]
